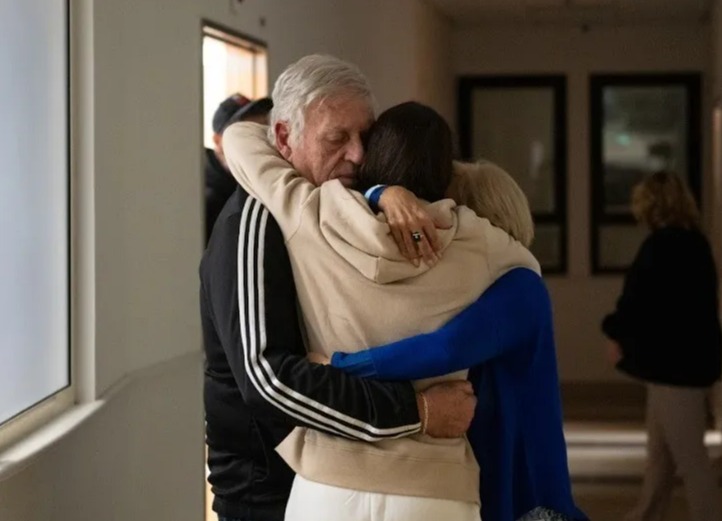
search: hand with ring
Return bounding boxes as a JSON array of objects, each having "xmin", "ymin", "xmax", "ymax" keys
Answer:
[{"xmin": 376, "ymin": 186, "xmax": 450, "ymax": 267}]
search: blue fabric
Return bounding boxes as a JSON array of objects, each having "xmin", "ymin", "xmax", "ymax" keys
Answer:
[
  {"xmin": 332, "ymin": 268, "xmax": 588, "ymax": 521},
  {"xmin": 363, "ymin": 184, "xmax": 387, "ymax": 213},
  {"xmin": 331, "ymin": 349, "xmax": 376, "ymax": 377}
]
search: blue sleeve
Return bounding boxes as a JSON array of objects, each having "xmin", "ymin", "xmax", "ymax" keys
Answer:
[{"xmin": 331, "ymin": 268, "xmax": 548, "ymax": 380}]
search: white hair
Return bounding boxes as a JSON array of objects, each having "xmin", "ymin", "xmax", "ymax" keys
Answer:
[
  {"xmin": 448, "ymin": 160, "xmax": 535, "ymax": 248},
  {"xmin": 268, "ymin": 54, "xmax": 376, "ymax": 145}
]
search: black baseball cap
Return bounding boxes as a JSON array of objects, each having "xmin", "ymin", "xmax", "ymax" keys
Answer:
[{"xmin": 212, "ymin": 94, "xmax": 273, "ymax": 134}]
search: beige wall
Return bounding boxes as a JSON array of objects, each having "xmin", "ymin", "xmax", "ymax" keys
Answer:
[
  {"xmin": 0, "ymin": 0, "xmax": 450, "ymax": 519},
  {"xmin": 712, "ymin": 0, "xmax": 722, "ymax": 98},
  {"xmin": 413, "ymin": 2, "xmax": 454, "ymax": 124},
  {"xmin": 712, "ymin": 1, "xmax": 722, "ymax": 274},
  {"xmin": 454, "ymin": 22, "xmax": 711, "ymax": 382}
]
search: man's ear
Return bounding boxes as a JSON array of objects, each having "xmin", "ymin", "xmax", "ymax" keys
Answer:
[
  {"xmin": 212, "ymin": 132, "xmax": 223, "ymax": 156},
  {"xmin": 275, "ymin": 122, "xmax": 293, "ymax": 161}
]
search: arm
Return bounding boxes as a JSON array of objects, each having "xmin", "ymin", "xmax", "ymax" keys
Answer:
[
  {"xmin": 331, "ymin": 268, "xmax": 548, "ymax": 380},
  {"xmin": 222, "ymin": 122, "xmax": 315, "ymax": 239},
  {"xmin": 372, "ymin": 185, "xmax": 446, "ymax": 266},
  {"xmin": 601, "ymin": 237, "xmax": 655, "ymax": 342},
  {"xmin": 203, "ymin": 202, "xmax": 422, "ymax": 441}
]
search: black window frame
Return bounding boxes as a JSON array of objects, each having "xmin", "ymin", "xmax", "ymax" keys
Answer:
[
  {"xmin": 458, "ymin": 75, "xmax": 568, "ymax": 274},
  {"xmin": 589, "ymin": 72, "xmax": 702, "ymax": 274}
]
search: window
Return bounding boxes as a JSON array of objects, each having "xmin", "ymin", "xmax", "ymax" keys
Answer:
[
  {"xmin": 0, "ymin": 0, "xmax": 72, "ymax": 437},
  {"xmin": 590, "ymin": 73, "xmax": 702, "ymax": 273},
  {"xmin": 458, "ymin": 76, "xmax": 568, "ymax": 273},
  {"xmin": 202, "ymin": 22, "xmax": 268, "ymax": 149}
]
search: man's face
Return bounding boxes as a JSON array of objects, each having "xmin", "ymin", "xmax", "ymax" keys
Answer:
[{"xmin": 277, "ymin": 92, "xmax": 374, "ymax": 187}]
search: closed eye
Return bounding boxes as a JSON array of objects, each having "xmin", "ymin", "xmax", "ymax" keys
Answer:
[{"xmin": 326, "ymin": 132, "xmax": 348, "ymax": 145}]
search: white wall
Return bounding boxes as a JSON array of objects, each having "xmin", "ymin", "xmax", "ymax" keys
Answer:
[
  {"xmin": 454, "ymin": 23, "xmax": 711, "ymax": 382},
  {"xmin": 0, "ymin": 0, "xmax": 451, "ymax": 519}
]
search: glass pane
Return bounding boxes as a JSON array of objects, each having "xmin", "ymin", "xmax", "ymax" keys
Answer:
[
  {"xmin": 531, "ymin": 224, "xmax": 562, "ymax": 272},
  {"xmin": 602, "ymin": 86, "xmax": 689, "ymax": 214},
  {"xmin": 471, "ymin": 88, "xmax": 557, "ymax": 214},
  {"xmin": 254, "ymin": 50, "xmax": 269, "ymax": 101},
  {"xmin": 598, "ymin": 225, "xmax": 649, "ymax": 270},
  {"xmin": 202, "ymin": 35, "xmax": 268, "ymax": 148},
  {"xmin": 0, "ymin": 0, "xmax": 69, "ymax": 424}
]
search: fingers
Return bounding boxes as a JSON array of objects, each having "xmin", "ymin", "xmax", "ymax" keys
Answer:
[
  {"xmin": 389, "ymin": 225, "xmax": 414, "ymax": 261},
  {"xmin": 414, "ymin": 234, "xmax": 439, "ymax": 267},
  {"xmin": 387, "ymin": 215, "xmax": 419, "ymax": 264},
  {"xmin": 422, "ymin": 221, "xmax": 443, "ymax": 254},
  {"xmin": 411, "ymin": 215, "xmax": 442, "ymax": 266},
  {"xmin": 400, "ymin": 227, "xmax": 420, "ymax": 267}
]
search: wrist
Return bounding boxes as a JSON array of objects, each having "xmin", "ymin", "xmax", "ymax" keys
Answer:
[
  {"xmin": 364, "ymin": 184, "xmax": 387, "ymax": 213},
  {"xmin": 416, "ymin": 392, "xmax": 429, "ymax": 435}
]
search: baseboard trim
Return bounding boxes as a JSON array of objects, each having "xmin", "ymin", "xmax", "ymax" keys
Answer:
[{"xmin": 561, "ymin": 381, "xmax": 645, "ymax": 422}]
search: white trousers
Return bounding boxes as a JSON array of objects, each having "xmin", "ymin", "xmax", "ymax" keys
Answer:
[
  {"xmin": 284, "ymin": 475, "xmax": 481, "ymax": 521},
  {"xmin": 625, "ymin": 383, "xmax": 722, "ymax": 521}
]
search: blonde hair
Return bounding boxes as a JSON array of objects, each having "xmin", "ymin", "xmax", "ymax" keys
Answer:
[
  {"xmin": 447, "ymin": 160, "xmax": 535, "ymax": 247},
  {"xmin": 631, "ymin": 171, "xmax": 700, "ymax": 230}
]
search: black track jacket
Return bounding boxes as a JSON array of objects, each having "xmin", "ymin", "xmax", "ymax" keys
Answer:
[{"xmin": 200, "ymin": 188, "xmax": 421, "ymax": 521}]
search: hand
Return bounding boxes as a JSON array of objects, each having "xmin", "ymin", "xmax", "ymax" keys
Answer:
[
  {"xmin": 419, "ymin": 380, "xmax": 476, "ymax": 438},
  {"xmin": 606, "ymin": 340, "xmax": 623, "ymax": 366},
  {"xmin": 378, "ymin": 186, "xmax": 449, "ymax": 268},
  {"xmin": 307, "ymin": 352, "xmax": 330, "ymax": 365}
]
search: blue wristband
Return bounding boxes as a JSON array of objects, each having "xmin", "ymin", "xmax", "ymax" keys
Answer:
[{"xmin": 364, "ymin": 184, "xmax": 387, "ymax": 213}]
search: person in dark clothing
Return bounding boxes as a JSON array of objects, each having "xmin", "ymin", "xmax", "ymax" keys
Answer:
[
  {"xmin": 602, "ymin": 171, "xmax": 722, "ymax": 521},
  {"xmin": 200, "ymin": 64, "xmax": 477, "ymax": 521},
  {"xmin": 205, "ymin": 94, "xmax": 273, "ymax": 244}
]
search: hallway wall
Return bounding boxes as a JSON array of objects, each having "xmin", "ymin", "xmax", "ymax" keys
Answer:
[
  {"xmin": 0, "ymin": 1, "xmax": 451, "ymax": 519},
  {"xmin": 712, "ymin": 0, "xmax": 722, "ymax": 278},
  {"xmin": 453, "ymin": 22, "xmax": 711, "ymax": 382}
]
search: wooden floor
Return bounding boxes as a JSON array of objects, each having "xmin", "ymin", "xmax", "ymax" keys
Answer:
[
  {"xmin": 575, "ymin": 482, "xmax": 692, "ymax": 521},
  {"xmin": 203, "ymin": 384, "xmax": 722, "ymax": 520}
]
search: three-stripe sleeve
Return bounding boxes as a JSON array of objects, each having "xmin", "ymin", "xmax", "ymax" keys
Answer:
[{"xmin": 235, "ymin": 197, "xmax": 420, "ymax": 442}]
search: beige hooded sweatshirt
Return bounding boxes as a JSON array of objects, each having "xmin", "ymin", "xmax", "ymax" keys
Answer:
[{"xmin": 222, "ymin": 122, "xmax": 541, "ymax": 504}]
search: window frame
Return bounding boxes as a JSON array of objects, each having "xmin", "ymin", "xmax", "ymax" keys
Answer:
[
  {"xmin": 458, "ymin": 74, "xmax": 568, "ymax": 274},
  {"xmin": 589, "ymin": 72, "xmax": 702, "ymax": 274},
  {"xmin": 200, "ymin": 20, "xmax": 269, "ymax": 150},
  {"xmin": 0, "ymin": 0, "xmax": 74, "ymax": 452}
]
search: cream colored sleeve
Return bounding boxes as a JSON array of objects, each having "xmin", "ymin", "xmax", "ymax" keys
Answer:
[
  {"xmin": 222, "ymin": 121, "xmax": 316, "ymax": 238},
  {"xmin": 318, "ymin": 181, "xmax": 399, "ymax": 254},
  {"xmin": 479, "ymin": 215, "xmax": 541, "ymax": 278}
]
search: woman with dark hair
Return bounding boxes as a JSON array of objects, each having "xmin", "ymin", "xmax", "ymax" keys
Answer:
[
  {"xmin": 602, "ymin": 172, "xmax": 722, "ymax": 521},
  {"xmin": 223, "ymin": 101, "xmax": 583, "ymax": 521},
  {"xmin": 356, "ymin": 101, "xmax": 454, "ymax": 202}
]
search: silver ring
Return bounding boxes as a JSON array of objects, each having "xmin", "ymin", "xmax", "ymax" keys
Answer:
[{"xmin": 411, "ymin": 231, "xmax": 423, "ymax": 243}]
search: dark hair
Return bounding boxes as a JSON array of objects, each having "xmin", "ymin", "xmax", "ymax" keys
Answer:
[{"xmin": 358, "ymin": 101, "xmax": 453, "ymax": 202}]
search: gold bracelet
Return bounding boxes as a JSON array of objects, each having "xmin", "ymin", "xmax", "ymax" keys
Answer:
[{"xmin": 420, "ymin": 392, "xmax": 429, "ymax": 435}]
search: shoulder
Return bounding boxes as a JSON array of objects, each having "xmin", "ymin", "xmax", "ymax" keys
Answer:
[
  {"xmin": 204, "ymin": 192, "xmax": 285, "ymax": 264},
  {"xmin": 644, "ymin": 226, "xmax": 709, "ymax": 258},
  {"xmin": 461, "ymin": 212, "xmax": 541, "ymax": 274}
]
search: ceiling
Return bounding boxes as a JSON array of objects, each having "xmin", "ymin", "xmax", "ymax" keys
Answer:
[{"xmin": 425, "ymin": 0, "xmax": 712, "ymax": 26}]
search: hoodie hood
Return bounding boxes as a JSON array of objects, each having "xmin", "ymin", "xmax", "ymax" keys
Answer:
[{"xmin": 318, "ymin": 181, "xmax": 459, "ymax": 284}]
